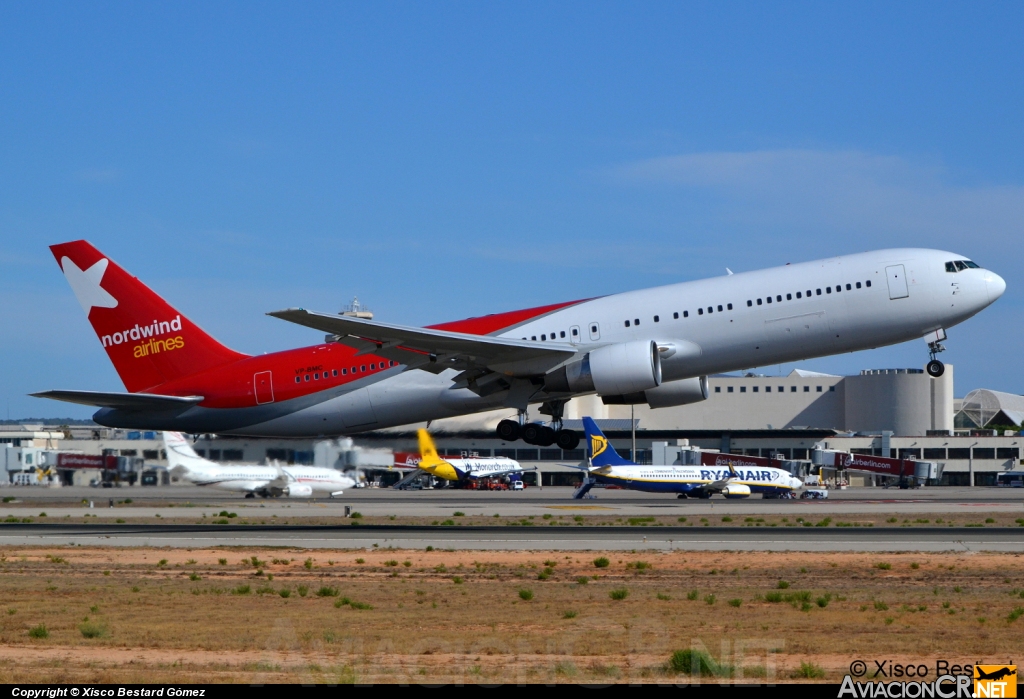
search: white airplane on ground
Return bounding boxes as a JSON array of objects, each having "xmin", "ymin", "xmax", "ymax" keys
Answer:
[
  {"xmin": 572, "ymin": 417, "xmax": 804, "ymax": 499},
  {"xmin": 163, "ymin": 432, "xmax": 357, "ymax": 498},
  {"xmin": 411, "ymin": 428, "xmax": 533, "ymax": 485},
  {"xmin": 36, "ymin": 242, "xmax": 1005, "ymax": 445}
]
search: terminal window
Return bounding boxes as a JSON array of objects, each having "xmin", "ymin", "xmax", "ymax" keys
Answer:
[
  {"xmin": 727, "ymin": 386, "xmax": 734, "ymax": 393},
  {"xmin": 816, "ymin": 386, "xmax": 823, "ymax": 392},
  {"xmin": 752, "ymin": 386, "xmax": 759, "ymax": 392},
  {"xmin": 997, "ymin": 448, "xmax": 1020, "ymax": 459},
  {"xmin": 804, "ymin": 386, "xmax": 810, "ymax": 392},
  {"xmin": 714, "ymin": 386, "xmax": 721, "ymax": 393},
  {"xmin": 973, "ymin": 448, "xmax": 996, "ymax": 459},
  {"xmin": 923, "ymin": 448, "xmax": 946, "ymax": 459},
  {"xmin": 947, "ymin": 448, "xmax": 970, "ymax": 459},
  {"xmin": 740, "ymin": 386, "xmax": 746, "ymax": 393},
  {"xmin": 791, "ymin": 386, "xmax": 797, "ymax": 392}
]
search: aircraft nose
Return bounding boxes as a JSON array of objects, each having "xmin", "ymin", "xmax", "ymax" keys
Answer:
[{"xmin": 987, "ymin": 272, "xmax": 1007, "ymax": 303}]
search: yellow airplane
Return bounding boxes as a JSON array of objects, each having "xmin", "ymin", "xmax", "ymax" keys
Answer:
[{"xmin": 415, "ymin": 429, "xmax": 531, "ymax": 483}]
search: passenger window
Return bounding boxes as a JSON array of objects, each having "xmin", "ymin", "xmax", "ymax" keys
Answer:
[
  {"xmin": 673, "ymin": 312, "xmax": 679, "ymax": 319},
  {"xmin": 572, "ymin": 328, "xmax": 578, "ymax": 336},
  {"xmin": 786, "ymin": 293, "xmax": 792, "ymax": 300},
  {"xmin": 717, "ymin": 305, "xmax": 723, "ymax": 312},
  {"xmin": 707, "ymin": 307, "xmax": 713, "ymax": 314},
  {"xmin": 314, "ymin": 373, "xmax": 319, "ymax": 380},
  {"xmin": 766, "ymin": 297, "xmax": 772, "ymax": 304},
  {"xmin": 342, "ymin": 368, "xmax": 347, "ymax": 375},
  {"xmin": 866, "ymin": 280, "xmax": 871, "ymax": 287},
  {"xmin": 634, "ymin": 318, "xmax": 640, "ymax": 325},
  {"xmin": 698, "ymin": 308, "xmax": 704, "ymax": 315},
  {"xmin": 333, "ymin": 369, "xmax": 338, "ymax": 377},
  {"xmin": 360, "ymin": 365, "xmax": 366, "ymax": 372},
  {"xmin": 532, "ymin": 336, "xmax": 537, "ymax": 340},
  {"xmin": 541, "ymin": 334, "xmax": 546, "ymax": 340},
  {"xmin": 351, "ymin": 367, "xmax": 356, "ymax": 373},
  {"xmin": 856, "ymin": 282, "xmax": 861, "ymax": 289},
  {"xmin": 747, "ymin": 300, "xmax": 752, "ymax": 307},
  {"xmin": 654, "ymin": 315, "xmax": 659, "ymax": 322},
  {"xmin": 816, "ymin": 289, "xmax": 822, "ymax": 295},
  {"xmin": 796, "ymin": 291, "xmax": 802, "ymax": 298},
  {"xmin": 727, "ymin": 303, "xmax": 733, "ymax": 310},
  {"xmin": 776, "ymin": 295, "xmax": 781, "ymax": 302},
  {"xmin": 757, "ymin": 299, "xmax": 762, "ymax": 305},
  {"xmin": 624, "ymin": 321, "xmax": 629, "ymax": 327},
  {"xmin": 370, "ymin": 363, "xmax": 376, "ymax": 370},
  {"xmin": 683, "ymin": 311, "xmax": 689, "ymax": 317},
  {"xmin": 835, "ymin": 285, "xmax": 841, "ymax": 293},
  {"xmin": 560, "ymin": 331, "xmax": 565, "ymax": 338},
  {"xmin": 806, "ymin": 289, "xmax": 812, "ymax": 296},
  {"xmin": 826, "ymin": 287, "xmax": 832, "ymax": 294},
  {"xmin": 846, "ymin": 284, "xmax": 851, "ymax": 290},
  {"xmin": 295, "ymin": 376, "xmax": 300, "ymax": 384},
  {"xmin": 946, "ymin": 262, "xmax": 957, "ymax": 273},
  {"xmin": 305, "ymin": 375, "xmax": 310, "ymax": 382},
  {"xmin": 390, "ymin": 361, "xmax": 396, "ymax": 366}
]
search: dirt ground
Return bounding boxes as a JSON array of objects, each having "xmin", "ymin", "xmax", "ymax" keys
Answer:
[{"xmin": 0, "ymin": 545, "xmax": 1022, "ymax": 684}]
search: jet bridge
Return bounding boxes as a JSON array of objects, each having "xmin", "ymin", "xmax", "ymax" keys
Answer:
[{"xmin": 812, "ymin": 447, "xmax": 940, "ymax": 485}]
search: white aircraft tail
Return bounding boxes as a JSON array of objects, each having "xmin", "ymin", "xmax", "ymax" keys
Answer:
[{"xmin": 162, "ymin": 432, "xmax": 205, "ymax": 471}]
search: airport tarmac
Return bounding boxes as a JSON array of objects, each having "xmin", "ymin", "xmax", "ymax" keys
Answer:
[
  {"xmin": 0, "ymin": 522, "xmax": 1021, "ymax": 552},
  {"xmin": 2, "ymin": 485, "xmax": 1022, "ymax": 519}
]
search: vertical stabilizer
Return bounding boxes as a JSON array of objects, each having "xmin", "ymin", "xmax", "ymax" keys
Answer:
[
  {"xmin": 49, "ymin": 240, "xmax": 249, "ymax": 393},
  {"xmin": 582, "ymin": 417, "xmax": 634, "ymax": 467}
]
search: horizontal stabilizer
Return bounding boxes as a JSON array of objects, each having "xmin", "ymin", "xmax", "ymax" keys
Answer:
[{"xmin": 30, "ymin": 389, "xmax": 203, "ymax": 411}]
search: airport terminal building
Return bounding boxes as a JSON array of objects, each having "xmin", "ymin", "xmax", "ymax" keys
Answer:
[{"xmin": 2, "ymin": 364, "xmax": 1021, "ymax": 487}]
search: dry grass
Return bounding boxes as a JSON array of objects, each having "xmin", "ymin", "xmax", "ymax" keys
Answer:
[{"xmin": 0, "ymin": 545, "xmax": 1022, "ymax": 683}]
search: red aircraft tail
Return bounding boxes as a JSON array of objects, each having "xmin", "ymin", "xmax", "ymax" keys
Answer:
[{"xmin": 49, "ymin": 240, "xmax": 249, "ymax": 393}]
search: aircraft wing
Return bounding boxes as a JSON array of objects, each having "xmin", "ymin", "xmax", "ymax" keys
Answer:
[
  {"xmin": 30, "ymin": 390, "xmax": 204, "ymax": 412},
  {"xmin": 267, "ymin": 308, "xmax": 577, "ymax": 377}
]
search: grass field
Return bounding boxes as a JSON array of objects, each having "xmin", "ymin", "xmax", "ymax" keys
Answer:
[{"xmin": 1, "ymin": 545, "xmax": 1022, "ymax": 684}]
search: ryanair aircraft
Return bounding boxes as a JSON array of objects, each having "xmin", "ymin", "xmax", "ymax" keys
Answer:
[{"xmin": 575, "ymin": 417, "xmax": 803, "ymax": 499}]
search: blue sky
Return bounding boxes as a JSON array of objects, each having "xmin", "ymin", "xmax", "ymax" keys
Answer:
[{"xmin": 1, "ymin": 2, "xmax": 1022, "ymax": 419}]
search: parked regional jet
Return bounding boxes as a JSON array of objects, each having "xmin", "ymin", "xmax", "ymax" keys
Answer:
[
  {"xmin": 573, "ymin": 417, "xmax": 804, "ymax": 499},
  {"xmin": 412, "ymin": 429, "xmax": 531, "ymax": 484},
  {"xmin": 34, "ymin": 241, "xmax": 1004, "ymax": 445},
  {"xmin": 164, "ymin": 432, "xmax": 357, "ymax": 498}
]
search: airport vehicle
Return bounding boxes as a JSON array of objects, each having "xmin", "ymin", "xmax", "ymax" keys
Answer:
[
  {"xmin": 572, "ymin": 417, "xmax": 804, "ymax": 499},
  {"xmin": 163, "ymin": 432, "xmax": 357, "ymax": 498},
  {"xmin": 411, "ymin": 429, "xmax": 532, "ymax": 485},
  {"xmin": 34, "ymin": 241, "xmax": 1004, "ymax": 443},
  {"xmin": 800, "ymin": 489, "xmax": 829, "ymax": 500}
]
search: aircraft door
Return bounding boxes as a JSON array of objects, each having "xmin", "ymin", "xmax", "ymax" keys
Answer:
[
  {"xmin": 885, "ymin": 265, "xmax": 909, "ymax": 300},
  {"xmin": 588, "ymin": 322, "xmax": 601, "ymax": 341},
  {"xmin": 569, "ymin": 325, "xmax": 581, "ymax": 345},
  {"xmin": 254, "ymin": 371, "xmax": 274, "ymax": 404}
]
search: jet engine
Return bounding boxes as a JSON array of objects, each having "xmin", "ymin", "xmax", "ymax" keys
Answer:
[
  {"xmin": 601, "ymin": 376, "xmax": 709, "ymax": 408},
  {"xmin": 544, "ymin": 340, "xmax": 661, "ymax": 396},
  {"xmin": 283, "ymin": 484, "xmax": 313, "ymax": 498},
  {"xmin": 721, "ymin": 484, "xmax": 752, "ymax": 499}
]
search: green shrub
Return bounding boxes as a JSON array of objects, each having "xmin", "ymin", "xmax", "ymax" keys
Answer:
[
  {"xmin": 28, "ymin": 624, "xmax": 48, "ymax": 639},
  {"xmin": 876, "ymin": 562, "xmax": 892, "ymax": 570},
  {"xmin": 232, "ymin": 584, "xmax": 251, "ymax": 595},
  {"xmin": 453, "ymin": 511, "xmax": 465, "ymax": 517},
  {"xmin": 593, "ymin": 557, "xmax": 610, "ymax": 568},
  {"xmin": 316, "ymin": 586, "xmax": 339, "ymax": 597},
  {"xmin": 349, "ymin": 601, "xmax": 373, "ymax": 610},
  {"xmin": 721, "ymin": 516, "xmax": 732, "ymax": 522},
  {"xmin": 704, "ymin": 594, "xmax": 716, "ymax": 605},
  {"xmin": 518, "ymin": 589, "xmax": 534, "ymax": 601},
  {"xmin": 79, "ymin": 622, "xmax": 105, "ymax": 638},
  {"xmin": 1007, "ymin": 607, "xmax": 1024, "ymax": 623},
  {"xmin": 349, "ymin": 511, "xmax": 363, "ymax": 519},
  {"xmin": 728, "ymin": 598, "xmax": 742, "ymax": 608},
  {"xmin": 657, "ymin": 593, "xmax": 671, "ymax": 600},
  {"xmin": 279, "ymin": 589, "xmax": 291, "ymax": 598},
  {"xmin": 562, "ymin": 610, "xmax": 577, "ymax": 619},
  {"xmin": 686, "ymin": 590, "xmax": 699, "ymax": 601},
  {"xmin": 297, "ymin": 585, "xmax": 308, "ymax": 597},
  {"xmin": 453, "ymin": 576, "xmax": 464, "ymax": 585},
  {"xmin": 816, "ymin": 596, "xmax": 830, "ymax": 608},
  {"xmin": 794, "ymin": 661, "xmax": 825, "ymax": 679},
  {"xmin": 874, "ymin": 601, "xmax": 889, "ymax": 611},
  {"xmin": 609, "ymin": 588, "xmax": 629, "ymax": 601},
  {"xmin": 777, "ymin": 580, "xmax": 790, "ymax": 589},
  {"xmin": 575, "ymin": 576, "xmax": 589, "ymax": 585},
  {"xmin": 669, "ymin": 649, "xmax": 725, "ymax": 676},
  {"xmin": 765, "ymin": 591, "xmax": 783, "ymax": 603}
]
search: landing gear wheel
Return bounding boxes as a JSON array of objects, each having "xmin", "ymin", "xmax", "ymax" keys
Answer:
[
  {"xmin": 555, "ymin": 429, "xmax": 580, "ymax": 451},
  {"xmin": 244, "ymin": 492, "xmax": 255, "ymax": 499},
  {"xmin": 926, "ymin": 360, "xmax": 945, "ymax": 377},
  {"xmin": 521, "ymin": 423, "xmax": 543, "ymax": 445},
  {"xmin": 496, "ymin": 419, "xmax": 521, "ymax": 441},
  {"xmin": 677, "ymin": 493, "xmax": 689, "ymax": 499},
  {"xmin": 535, "ymin": 426, "xmax": 556, "ymax": 447}
]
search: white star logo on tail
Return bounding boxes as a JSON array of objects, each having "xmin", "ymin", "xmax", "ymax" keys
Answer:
[{"xmin": 61, "ymin": 256, "xmax": 118, "ymax": 314}]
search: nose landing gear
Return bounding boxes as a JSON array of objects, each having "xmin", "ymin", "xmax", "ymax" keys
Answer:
[{"xmin": 925, "ymin": 329, "xmax": 947, "ymax": 377}]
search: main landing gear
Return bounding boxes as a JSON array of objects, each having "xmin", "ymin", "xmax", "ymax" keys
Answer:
[{"xmin": 496, "ymin": 407, "xmax": 581, "ymax": 451}]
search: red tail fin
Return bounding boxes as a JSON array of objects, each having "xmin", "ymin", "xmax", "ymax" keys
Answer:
[{"xmin": 50, "ymin": 240, "xmax": 249, "ymax": 393}]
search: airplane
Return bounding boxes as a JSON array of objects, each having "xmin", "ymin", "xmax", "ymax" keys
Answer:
[
  {"xmin": 163, "ymin": 432, "xmax": 357, "ymax": 498},
  {"xmin": 571, "ymin": 417, "xmax": 805, "ymax": 499},
  {"xmin": 411, "ymin": 428, "xmax": 532, "ymax": 486},
  {"xmin": 32, "ymin": 241, "xmax": 1005, "ymax": 444},
  {"xmin": 975, "ymin": 667, "xmax": 1016, "ymax": 682}
]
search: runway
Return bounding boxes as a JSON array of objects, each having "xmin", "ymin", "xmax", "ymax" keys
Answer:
[
  {"xmin": 2, "ymin": 485, "xmax": 1022, "ymax": 519},
  {"xmin": 2, "ymin": 522, "xmax": 1021, "ymax": 551}
]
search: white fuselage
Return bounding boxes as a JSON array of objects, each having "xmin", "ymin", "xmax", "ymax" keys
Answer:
[
  {"xmin": 448, "ymin": 457, "xmax": 522, "ymax": 479},
  {"xmin": 224, "ymin": 248, "xmax": 1005, "ymax": 436},
  {"xmin": 591, "ymin": 464, "xmax": 804, "ymax": 495},
  {"xmin": 181, "ymin": 463, "xmax": 355, "ymax": 494}
]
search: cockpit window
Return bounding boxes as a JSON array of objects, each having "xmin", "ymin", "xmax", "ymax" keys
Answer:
[{"xmin": 947, "ymin": 260, "xmax": 982, "ymax": 272}]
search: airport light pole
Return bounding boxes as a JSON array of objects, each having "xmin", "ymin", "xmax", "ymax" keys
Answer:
[{"xmin": 968, "ymin": 441, "xmax": 978, "ymax": 487}]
